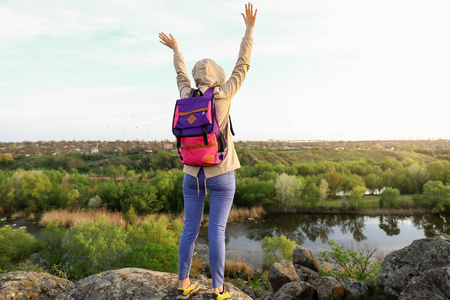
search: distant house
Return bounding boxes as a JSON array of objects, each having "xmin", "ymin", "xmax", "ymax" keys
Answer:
[
  {"xmin": 164, "ymin": 143, "xmax": 173, "ymax": 150},
  {"xmin": 91, "ymin": 147, "xmax": 99, "ymax": 154}
]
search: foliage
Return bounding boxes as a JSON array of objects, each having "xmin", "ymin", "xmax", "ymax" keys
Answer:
[
  {"xmin": 39, "ymin": 220, "xmax": 67, "ymax": 267},
  {"xmin": 127, "ymin": 215, "xmax": 182, "ymax": 248},
  {"xmin": 325, "ymin": 172, "xmax": 344, "ymax": 198},
  {"xmin": 347, "ymin": 186, "xmax": 366, "ymax": 210},
  {"xmin": 318, "ymin": 240, "xmax": 381, "ymax": 283},
  {"xmin": 235, "ymin": 180, "xmax": 275, "ymax": 208},
  {"xmin": 120, "ymin": 242, "xmax": 178, "ymax": 274},
  {"xmin": 63, "ymin": 217, "xmax": 129, "ymax": 279},
  {"xmin": 261, "ymin": 235, "xmax": 297, "ymax": 269},
  {"xmin": 318, "ymin": 178, "xmax": 329, "ymax": 207},
  {"xmin": 0, "ymin": 148, "xmax": 448, "ymax": 214},
  {"xmin": 379, "ymin": 187, "xmax": 400, "ymax": 208},
  {"xmin": 422, "ymin": 181, "xmax": 450, "ymax": 213},
  {"xmin": 274, "ymin": 173, "xmax": 304, "ymax": 212},
  {"xmin": 87, "ymin": 195, "xmax": 102, "ymax": 209},
  {"xmin": 0, "ymin": 226, "xmax": 37, "ymax": 270},
  {"xmin": 303, "ymin": 183, "xmax": 320, "ymax": 209}
]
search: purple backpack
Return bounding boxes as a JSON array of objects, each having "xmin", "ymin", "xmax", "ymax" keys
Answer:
[{"xmin": 172, "ymin": 88, "xmax": 232, "ymax": 166}]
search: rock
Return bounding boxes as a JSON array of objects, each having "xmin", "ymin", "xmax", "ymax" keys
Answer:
[
  {"xmin": 342, "ymin": 278, "xmax": 369, "ymax": 298},
  {"xmin": 293, "ymin": 246, "xmax": 321, "ymax": 272},
  {"xmin": 239, "ymin": 287, "xmax": 272, "ymax": 300},
  {"xmin": 55, "ymin": 268, "xmax": 251, "ymax": 300},
  {"xmin": 377, "ymin": 235, "xmax": 450, "ymax": 296},
  {"xmin": 269, "ymin": 260, "xmax": 301, "ymax": 292},
  {"xmin": 316, "ymin": 276, "xmax": 344, "ymax": 300},
  {"xmin": 399, "ymin": 265, "xmax": 450, "ymax": 300},
  {"xmin": 0, "ymin": 271, "xmax": 73, "ymax": 299},
  {"xmin": 294, "ymin": 264, "xmax": 322, "ymax": 286},
  {"xmin": 272, "ymin": 281, "xmax": 318, "ymax": 300},
  {"xmin": 254, "ymin": 288, "xmax": 273, "ymax": 300},
  {"xmin": 239, "ymin": 286, "xmax": 255, "ymax": 299}
]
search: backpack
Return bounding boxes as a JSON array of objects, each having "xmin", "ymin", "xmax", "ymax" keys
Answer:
[{"xmin": 172, "ymin": 88, "xmax": 233, "ymax": 166}]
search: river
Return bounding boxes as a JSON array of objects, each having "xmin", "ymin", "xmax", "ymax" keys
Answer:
[
  {"xmin": 196, "ymin": 213, "xmax": 450, "ymax": 270},
  {"xmin": 2, "ymin": 213, "xmax": 449, "ymax": 271}
]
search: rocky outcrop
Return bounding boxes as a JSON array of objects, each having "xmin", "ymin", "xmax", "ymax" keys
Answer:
[
  {"xmin": 269, "ymin": 260, "xmax": 300, "ymax": 292},
  {"xmin": 342, "ymin": 278, "xmax": 369, "ymax": 298},
  {"xmin": 398, "ymin": 265, "xmax": 450, "ymax": 300},
  {"xmin": 294, "ymin": 264, "xmax": 321, "ymax": 286},
  {"xmin": 240, "ymin": 287, "xmax": 272, "ymax": 300},
  {"xmin": 293, "ymin": 246, "xmax": 321, "ymax": 272},
  {"xmin": 377, "ymin": 234, "xmax": 450, "ymax": 297},
  {"xmin": 55, "ymin": 268, "xmax": 251, "ymax": 300},
  {"xmin": 0, "ymin": 271, "xmax": 73, "ymax": 299},
  {"xmin": 316, "ymin": 276, "xmax": 345, "ymax": 300},
  {"xmin": 272, "ymin": 281, "xmax": 318, "ymax": 300}
]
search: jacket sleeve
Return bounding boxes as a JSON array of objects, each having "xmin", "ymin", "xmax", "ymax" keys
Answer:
[
  {"xmin": 216, "ymin": 36, "xmax": 253, "ymax": 100},
  {"xmin": 174, "ymin": 51, "xmax": 193, "ymax": 99}
]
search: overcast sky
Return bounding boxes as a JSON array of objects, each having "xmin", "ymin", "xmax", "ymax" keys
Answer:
[{"xmin": 1, "ymin": 0, "xmax": 449, "ymax": 142}]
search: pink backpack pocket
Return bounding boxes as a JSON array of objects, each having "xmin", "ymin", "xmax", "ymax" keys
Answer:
[{"xmin": 180, "ymin": 134, "xmax": 221, "ymax": 166}]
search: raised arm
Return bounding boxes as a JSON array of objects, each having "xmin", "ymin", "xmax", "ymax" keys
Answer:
[
  {"xmin": 158, "ymin": 32, "xmax": 192, "ymax": 98},
  {"xmin": 158, "ymin": 32, "xmax": 179, "ymax": 52},
  {"xmin": 216, "ymin": 2, "xmax": 257, "ymax": 99},
  {"xmin": 241, "ymin": 2, "xmax": 257, "ymax": 38}
]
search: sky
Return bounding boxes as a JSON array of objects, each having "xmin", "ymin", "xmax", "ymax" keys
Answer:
[{"xmin": 1, "ymin": 0, "xmax": 449, "ymax": 142}]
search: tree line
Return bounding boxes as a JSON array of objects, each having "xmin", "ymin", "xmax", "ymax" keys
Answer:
[{"xmin": 0, "ymin": 151, "xmax": 449, "ymax": 215}]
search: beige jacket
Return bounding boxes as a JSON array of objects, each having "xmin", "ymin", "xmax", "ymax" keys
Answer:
[{"xmin": 173, "ymin": 36, "xmax": 253, "ymax": 179}]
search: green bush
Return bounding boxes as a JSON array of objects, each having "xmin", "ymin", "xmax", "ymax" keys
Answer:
[
  {"xmin": 318, "ymin": 240, "xmax": 381, "ymax": 283},
  {"xmin": 379, "ymin": 187, "xmax": 400, "ymax": 208},
  {"xmin": 127, "ymin": 215, "xmax": 181, "ymax": 248},
  {"xmin": 120, "ymin": 242, "xmax": 178, "ymax": 273},
  {"xmin": 422, "ymin": 181, "xmax": 450, "ymax": 213},
  {"xmin": 63, "ymin": 217, "xmax": 129, "ymax": 279},
  {"xmin": 38, "ymin": 220, "xmax": 67, "ymax": 267},
  {"xmin": 261, "ymin": 235, "xmax": 297, "ymax": 269},
  {"xmin": 0, "ymin": 226, "xmax": 37, "ymax": 270}
]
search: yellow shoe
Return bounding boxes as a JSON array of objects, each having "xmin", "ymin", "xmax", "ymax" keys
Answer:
[
  {"xmin": 213, "ymin": 285, "xmax": 233, "ymax": 300},
  {"xmin": 177, "ymin": 282, "xmax": 200, "ymax": 299}
]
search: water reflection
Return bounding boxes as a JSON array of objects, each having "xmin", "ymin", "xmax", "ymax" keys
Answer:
[
  {"xmin": 378, "ymin": 216, "xmax": 401, "ymax": 236},
  {"xmin": 411, "ymin": 214, "xmax": 450, "ymax": 237},
  {"xmin": 197, "ymin": 213, "xmax": 450, "ymax": 269}
]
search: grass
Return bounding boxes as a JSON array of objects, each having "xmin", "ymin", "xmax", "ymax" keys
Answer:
[
  {"xmin": 227, "ymin": 205, "xmax": 264, "ymax": 223},
  {"xmin": 39, "ymin": 208, "xmax": 128, "ymax": 227},
  {"xmin": 224, "ymin": 255, "xmax": 255, "ymax": 278},
  {"xmin": 39, "ymin": 206, "xmax": 265, "ymax": 228}
]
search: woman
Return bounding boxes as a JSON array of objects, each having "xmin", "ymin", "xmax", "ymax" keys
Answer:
[{"xmin": 159, "ymin": 3, "xmax": 257, "ymax": 299}]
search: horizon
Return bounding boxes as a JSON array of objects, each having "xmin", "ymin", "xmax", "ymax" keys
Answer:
[
  {"xmin": 1, "ymin": 0, "xmax": 449, "ymax": 142},
  {"xmin": 1, "ymin": 138, "xmax": 449, "ymax": 144}
]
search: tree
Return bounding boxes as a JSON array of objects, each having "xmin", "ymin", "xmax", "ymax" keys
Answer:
[
  {"xmin": 12, "ymin": 170, "xmax": 52, "ymax": 212},
  {"xmin": 364, "ymin": 174, "xmax": 380, "ymax": 194},
  {"xmin": 318, "ymin": 179, "xmax": 329, "ymax": 207},
  {"xmin": 304, "ymin": 183, "xmax": 320, "ymax": 209},
  {"xmin": 261, "ymin": 235, "xmax": 297, "ymax": 269},
  {"xmin": 422, "ymin": 181, "xmax": 450, "ymax": 213},
  {"xmin": 347, "ymin": 186, "xmax": 366, "ymax": 210},
  {"xmin": 274, "ymin": 173, "xmax": 304, "ymax": 211},
  {"xmin": 0, "ymin": 153, "xmax": 14, "ymax": 166},
  {"xmin": 427, "ymin": 161, "xmax": 449, "ymax": 184},
  {"xmin": 342, "ymin": 174, "xmax": 365, "ymax": 194},
  {"xmin": 379, "ymin": 187, "xmax": 400, "ymax": 209},
  {"xmin": 325, "ymin": 172, "xmax": 344, "ymax": 198}
]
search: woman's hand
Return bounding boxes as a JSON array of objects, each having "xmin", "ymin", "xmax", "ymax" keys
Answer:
[
  {"xmin": 159, "ymin": 32, "xmax": 179, "ymax": 52},
  {"xmin": 241, "ymin": 2, "xmax": 257, "ymax": 37}
]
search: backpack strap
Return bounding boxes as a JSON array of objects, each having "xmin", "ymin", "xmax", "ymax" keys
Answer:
[{"xmin": 228, "ymin": 115, "xmax": 235, "ymax": 136}]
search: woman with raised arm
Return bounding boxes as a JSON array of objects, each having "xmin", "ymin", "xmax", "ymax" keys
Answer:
[{"xmin": 159, "ymin": 3, "xmax": 257, "ymax": 299}]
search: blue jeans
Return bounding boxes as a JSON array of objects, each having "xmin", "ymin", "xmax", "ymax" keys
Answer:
[{"xmin": 178, "ymin": 168, "xmax": 235, "ymax": 288}]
